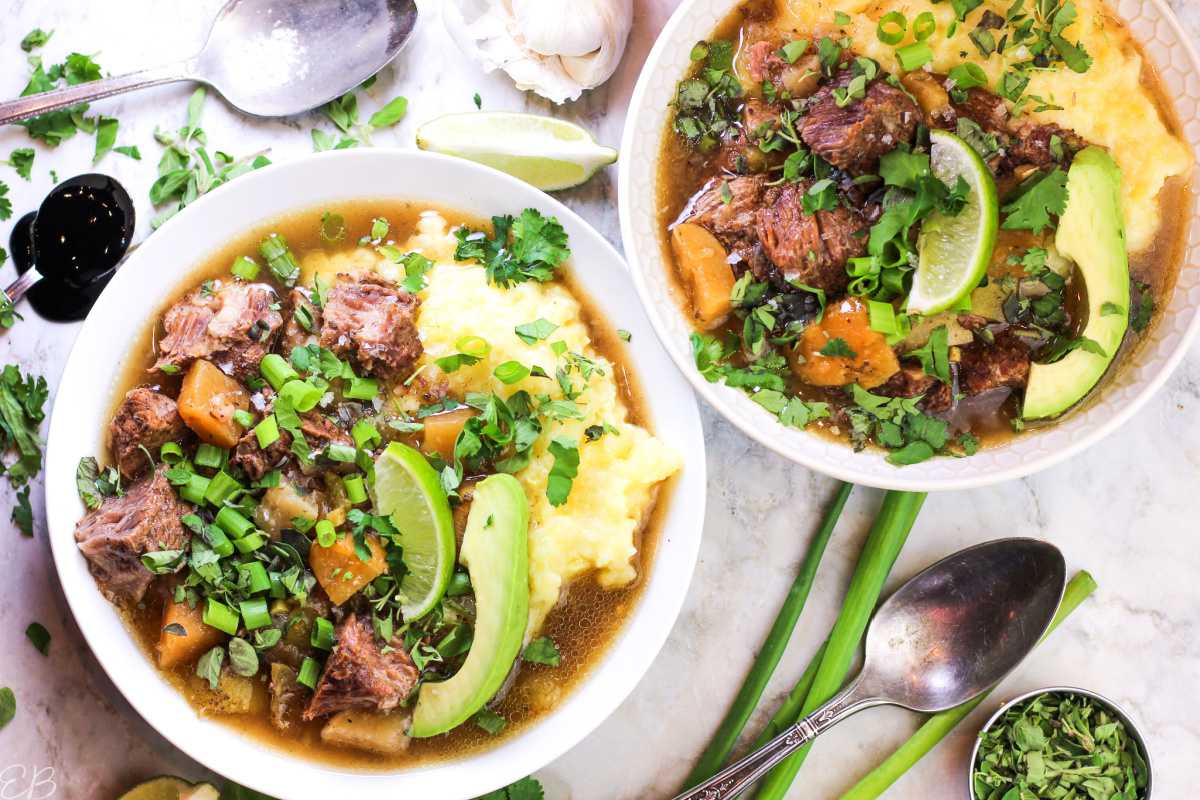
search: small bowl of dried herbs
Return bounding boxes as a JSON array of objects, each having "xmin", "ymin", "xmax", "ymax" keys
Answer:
[{"xmin": 970, "ymin": 687, "xmax": 1152, "ymax": 800}]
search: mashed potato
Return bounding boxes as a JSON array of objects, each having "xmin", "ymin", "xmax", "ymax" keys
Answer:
[
  {"xmin": 763, "ymin": 0, "xmax": 1192, "ymax": 253},
  {"xmin": 303, "ymin": 215, "xmax": 683, "ymax": 638}
]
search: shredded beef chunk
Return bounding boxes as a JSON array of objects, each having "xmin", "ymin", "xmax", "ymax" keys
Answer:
[
  {"xmin": 154, "ymin": 283, "xmax": 284, "ymax": 380},
  {"xmin": 1005, "ymin": 120, "xmax": 1090, "ymax": 169},
  {"xmin": 801, "ymin": 72, "xmax": 920, "ymax": 175},
  {"xmin": 303, "ymin": 613, "xmax": 419, "ymax": 720},
  {"xmin": 747, "ymin": 41, "xmax": 822, "ymax": 96},
  {"xmin": 320, "ymin": 274, "xmax": 422, "ymax": 379},
  {"xmin": 742, "ymin": 97, "xmax": 781, "ymax": 137},
  {"xmin": 279, "ymin": 289, "xmax": 321, "ymax": 354},
  {"xmin": 754, "ymin": 182, "xmax": 871, "ymax": 293},
  {"xmin": 683, "ymin": 175, "xmax": 765, "ymax": 262},
  {"xmin": 108, "ymin": 388, "xmax": 190, "ymax": 479},
  {"xmin": 875, "ymin": 362, "xmax": 952, "ymax": 413},
  {"xmin": 230, "ymin": 389, "xmax": 352, "ymax": 479},
  {"xmin": 958, "ymin": 332, "xmax": 1031, "ymax": 396},
  {"xmin": 74, "ymin": 466, "xmax": 190, "ymax": 605}
]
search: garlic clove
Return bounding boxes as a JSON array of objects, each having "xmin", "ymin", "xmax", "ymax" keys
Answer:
[{"xmin": 511, "ymin": 0, "xmax": 606, "ymax": 58}]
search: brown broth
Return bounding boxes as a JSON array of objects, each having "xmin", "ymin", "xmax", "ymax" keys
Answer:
[
  {"xmin": 105, "ymin": 198, "xmax": 670, "ymax": 770},
  {"xmin": 655, "ymin": 0, "xmax": 1193, "ymax": 452}
]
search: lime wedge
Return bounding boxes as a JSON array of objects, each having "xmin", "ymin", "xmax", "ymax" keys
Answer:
[
  {"xmin": 118, "ymin": 777, "xmax": 220, "ymax": 800},
  {"xmin": 416, "ymin": 111, "xmax": 617, "ymax": 191},
  {"xmin": 907, "ymin": 130, "xmax": 999, "ymax": 315},
  {"xmin": 370, "ymin": 442, "xmax": 456, "ymax": 619}
]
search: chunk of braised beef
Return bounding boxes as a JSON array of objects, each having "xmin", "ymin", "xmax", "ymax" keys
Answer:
[
  {"xmin": 320, "ymin": 274, "xmax": 422, "ymax": 379},
  {"xmin": 73, "ymin": 465, "xmax": 190, "ymax": 606},
  {"xmin": 230, "ymin": 389, "xmax": 353, "ymax": 480},
  {"xmin": 682, "ymin": 175, "xmax": 766, "ymax": 262},
  {"xmin": 800, "ymin": 71, "xmax": 920, "ymax": 175},
  {"xmin": 279, "ymin": 289, "xmax": 321, "ymax": 354},
  {"xmin": 741, "ymin": 97, "xmax": 782, "ymax": 138},
  {"xmin": 153, "ymin": 282, "xmax": 284, "ymax": 380},
  {"xmin": 753, "ymin": 181, "xmax": 871, "ymax": 294},
  {"xmin": 1005, "ymin": 120, "xmax": 1090, "ymax": 169},
  {"xmin": 874, "ymin": 362, "xmax": 953, "ymax": 413},
  {"xmin": 302, "ymin": 613, "xmax": 420, "ymax": 720},
  {"xmin": 108, "ymin": 388, "xmax": 190, "ymax": 479},
  {"xmin": 958, "ymin": 331, "xmax": 1031, "ymax": 396},
  {"xmin": 747, "ymin": 40, "xmax": 823, "ymax": 97}
]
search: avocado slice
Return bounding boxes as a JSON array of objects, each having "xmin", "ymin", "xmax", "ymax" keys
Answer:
[
  {"xmin": 1022, "ymin": 147, "xmax": 1130, "ymax": 419},
  {"xmin": 410, "ymin": 473, "xmax": 530, "ymax": 737}
]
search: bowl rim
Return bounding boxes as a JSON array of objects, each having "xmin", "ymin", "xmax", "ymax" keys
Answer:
[
  {"xmin": 968, "ymin": 685, "xmax": 1154, "ymax": 799},
  {"xmin": 44, "ymin": 148, "xmax": 707, "ymax": 800},
  {"xmin": 617, "ymin": 0, "xmax": 1200, "ymax": 491}
]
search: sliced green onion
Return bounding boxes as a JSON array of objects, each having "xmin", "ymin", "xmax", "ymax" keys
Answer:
[
  {"xmin": 232, "ymin": 408, "xmax": 255, "ymax": 427},
  {"xmin": 215, "ymin": 506, "xmax": 255, "ymax": 539},
  {"xmin": 203, "ymin": 598, "xmax": 240, "ymax": 635},
  {"xmin": 280, "ymin": 379, "xmax": 323, "ymax": 413},
  {"xmin": 311, "ymin": 617, "xmax": 335, "ymax": 651},
  {"xmin": 948, "ymin": 62, "xmax": 988, "ymax": 90},
  {"xmin": 325, "ymin": 444, "xmax": 357, "ymax": 463},
  {"xmin": 260, "ymin": 353, "xmax": 299, "ymax": 391},
  {"xmin": 314, "ymin": 520, "xmax": 337, "ymax": 548},
  {"xmin": 494, "ymin": 361, "xmax": 531, "ymax": 385},
  {"xmin": 179, "ymin": 474, "xmax": 211, "ymax": 506},
  {"xmin": 238, "ymin": 561, "xmax": 272, "ymax": 594},
  {"xmin": 255, "ymin": 415, "xmax": 281, "ymax": 448},
  {"xmin": 343, "ymin": 474, "xmax": 368, "ymax": 504},
  {"xmin": 350, "ymin": 418, "xmax": 381, "ymax": 450},
  {"xmin": 867, "ymin": 300, "xmax": 899, "ymax": 336},
  {"xmin": 297, "ymin": 656, "xmax": 320, "ymax": 689},
  {"xmin": 204, "ymin": 524, "xmax": 234, "ymax": 558},
  {"xmin": 896, "ymin": 40, "xmax": 933, "ymax": 71},
  {"xmin": 446, "ymin": 571, "xmax": 472, "ymax": 597},
  {"xmin": 233, "ymin": 531, "xmax": 266, "ymax": 553},
  {"xmin": 258, "ymin": 234, "xmax": 301, "ymax": 287},
  {"xmin": 877, "ymin": 11, "xmax": 907, "ymax": 45},
  {"xmin": 194, "ymin": 443, "xmax": 227, "ymax": 470},
  {"xmin": 203, "ymin": 470, "xmax": 244, "ymax": 507},
  {"xmin": 159, "ymin": 442, "xmax": 184, "ymax": 464},
  {"xmin": 320, "ymin": 212, "xmax": 345, "ymax": 243},
  {"xmin": 268, "ymin": 572, "xmax": 287, "ymax": 599},
  {"xmin": 456, "ymin": 335, "xmax": 491, "ymax": 358},
  {"xmin": 231, "ymin": 255, "xmax": 260, "ymax": 281},
  {"xmin": 240, "ymin": 597, "xmax": 271, "ymax": 629},
  {"xmin": 913, "ymin": 12, "xmax": 936, "ymax": 41},
  {"xmin": 345, "ymin": 377, "xmax": 378, "ymax": 400}
]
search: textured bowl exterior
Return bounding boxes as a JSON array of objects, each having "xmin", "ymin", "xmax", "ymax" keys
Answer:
[
  {"xmin": 44, "ymin": 150, "xmax": 707, "ymax": 800},
  {"xmin": 619, "ymin": 0, "xmax": 1200, "ymax": 491}
]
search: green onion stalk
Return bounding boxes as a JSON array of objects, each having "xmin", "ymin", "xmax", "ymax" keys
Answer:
[
  {"xmin": 835, "ymin": 570, "xmax": 1098, "ymax": 800},
  {"xmin": 682, "ymin": 482, "xmax": 853, "ymax": 790},
  {"xmin": 754, "ymin": 490, "xmax": 927, "ymax": 800}
]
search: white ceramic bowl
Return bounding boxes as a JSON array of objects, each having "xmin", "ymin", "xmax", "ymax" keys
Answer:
[
  {"xmin": 619, "ymin": 0, "xmax": 1200, "ymax": 491},
  {"xmin": 44, "ymin": 149, "xmax": 706, "ymax": 800}
]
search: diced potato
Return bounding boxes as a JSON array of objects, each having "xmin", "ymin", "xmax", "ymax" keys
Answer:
[
  {"xmin": 255, "ymin": 481, "xmax": 321, "ymax": 540},
  {"xmin": 900, "ymin": 71, "xmax": 950, "ymax": 116},
  {"xmin": 159, "ymin": 599, "xmax": 228, "ymax": 669},
  {"xmin": 421, "ymin": 406, "xmax": 478, "ymax": 462},
  {"xmin": 791, "ymin": 297, "xmax": 900, "ymax": 390},
  {"xmin": 670, "ymin": 223, "xmax": 736, "ymax": 329},
  {"xmin": 897, "ymin": 312, "xmax": 975, "ymax": 352},
  {"xmin": 178, "ymin": 360, "xmax": 250, "ymax": 448},
  {"xmin": 269, "ymin": 662, "xmax": 301, "ymax": 730},
  {"xmin": 187, "ymin": 669, "xmax": 269, "ymax": 715},
  {"xmin": 321, "ymin": 708, "xmax": 412, "ymax": 753},
  {"xmin": 309, "ymin": 532, "xmax": 388, "ymax": 605}
]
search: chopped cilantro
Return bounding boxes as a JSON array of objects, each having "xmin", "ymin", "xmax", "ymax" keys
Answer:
[
  {"xmin": 11, "ymin": 486, "xmax": 33, "ymax": 536},
  {"xmin": 454, "ymin": 209, "xmax": 570, "ymax": 288},
  {"xmin": 2, "ymin": 149, "xmax": 34, "ymax": 180},
  {"xmin": 545, "ymin": 437, "xmax": 580, "ymax": 507},
  {"xmin": 0, "ymin": 365, "xmax": 48, "ymax": 488},
  {"xmin": 818, "ymin": 337, "xmax": 857, "ymax": 359},
  {"xmin": 1001, "ymin": 168, "xmax": 1069, "ymax": 235},
  {"xmin": 522, "ymin": 636, "xmax": 562, "ymax": 666}
]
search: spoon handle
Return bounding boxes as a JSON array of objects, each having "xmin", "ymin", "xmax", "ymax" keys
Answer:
[
  {"xmin": 0, "ymin": 62, "xmax": 197, "ymax": 126},
  {"xmin": 3, "ymin": 267, "xmax": 41, "ymax": 306},
  {"xmin": 672, "ymin": 682, "xmax": 882, "ymax": 800}
]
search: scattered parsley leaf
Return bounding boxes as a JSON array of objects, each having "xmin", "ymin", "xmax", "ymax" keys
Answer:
[
  {"xmin": 474, "ymin": 93, "xmax": 482, "ymax": 109},
  {"xmin": 196, "ymin": 645, "xmax": 225, "ymax": 690},
  {"xmin": 546, "ymin": 437, "xmax": 580, "ymax": 507},
  {"xmin": 472, "ymin": 707, "xmax": 506, "ymax": 735},
  {"xmin": 398, "ymin": 252, "xmax": 434, "ymax": 294},
  {"xmin": 455, "ymin": 210, "xmax": 570, "ymax": 288},
  {"xmin": 93, "ymin": 114, "xmax": 118, "ymax": 164},
  {"xmin": 227, "ymin": 637, "xmax": 259, "ymax": 677},
  {"xmin": 12, "ymin": 486, "xmax": 33, "ymax": 536},
  {"xmin": 0, "ymin": 687, "xmax": 14, "ymax": 731},
  {"xmin": 20, "ymin": 29, "xmax": 53, "ymax": 52},
  {"xmin": 515, "ymin": 318, "xmax": 560, "ymax": 345},
  {"xmin": 25, "ymin": 622, "xmax": 50, "ymax": 656},
  {"xmin": 2, "ymin": 149, "xmax": 35, "ymax": 180},
  {"xmin": 522, "ymin": 636, "xmax": 562, "ymax": 666},
  {"xmin": 818, "ymin": 337, "xmax": 857, "ymax": 359},
  {"xmin": 957, "ymin": 431, "xmax": 980, "ymax": 456},
  {"xmin": 0, "ymin": 365, "xmax": 48, "ymax": 488},
  {"xmin": 1100, "ymin": 301, "xmax": 1125, "ymax": 317},
  {"xmin": 1001, "ymin": 168, "xmax": 1069, "ymax": 234}
]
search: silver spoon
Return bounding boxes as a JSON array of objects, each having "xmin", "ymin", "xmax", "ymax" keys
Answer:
[
  {"xmin": 0, "ymin": 0, "xmax": 418, "ymax": 125},
  {"xmin": 675, "ymin": 538, "xmax": 1067, "ymax": 800}
]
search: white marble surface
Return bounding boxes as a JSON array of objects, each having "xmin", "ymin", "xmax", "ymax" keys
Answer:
[{"xmin": 1, "ymin": 1, "xmax": 1199, "ymax": 798}]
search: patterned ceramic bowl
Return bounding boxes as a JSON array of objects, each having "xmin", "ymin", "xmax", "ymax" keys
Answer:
[{"xmin": 618, "ymin": 0, "xmax": 1200, "ymax": 491}]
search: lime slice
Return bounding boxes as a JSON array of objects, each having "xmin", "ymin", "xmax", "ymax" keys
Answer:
[
  {"xmin": 118, "ymin": 777, "xmax": 220, "ymax": 800},
  {"xmin": 907, "ymin": 130, "xmax": 999, "ymax": 315},
  {"xmin": 370, "ymin": 442, "xmax": 456, "ymax": 619},
  {"xmin": 416, "ymin": 111, "xmax": 617, "ymax": 191}
]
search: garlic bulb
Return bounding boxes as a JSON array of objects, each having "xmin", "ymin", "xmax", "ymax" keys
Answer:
[{"xmin": 442, "ymin": 0, "xmax": 633, "ymax": 104}]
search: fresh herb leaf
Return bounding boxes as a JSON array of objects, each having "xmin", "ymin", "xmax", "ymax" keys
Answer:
[
  {"xmin": 522, "ymin": 636, "xmax": 562, "ymax": 666},
  {"xmin": 546, "ymin": 437, "xmax": 580, "ymax": 507},
  {"xmin": 0, "ymin": 365, "xmax": 48, "ymax": 488},
  {"xmin": 2, "ymin": 148, "xmax": 35, "ymax": 180},
  {"xmin": 909, "ymin": 325, "xmax": 952, "ymax": 384},
  {"xmin": 957, "ymin": 431, "xmax": 980, "ymax": 455},
  {"xmin": 1130, "ymin": 283, "xmax": 1154, "ymax": 332},
  {"xmin": 20, "ymin": 29, "xmax": 53, "ymax": 52},
  {"xmin": 227, "ymin": 637, "xmax": 259, "ymax": 677},
  {"xmin": 1001, "ymin": 168, "xmax": 1069, "ymax": 234},
  {"xmin": 93, "ymin": 114, "xmax": 118, "ymax": 164},
  {"xmin": 196, "ymin": 645, "xmax": 225, "ymax": 690},
  {"xmin": 0, "ymin": 687, "xmax": 14, "ymax": 731},
  {"xmin": 472, "ymin": 707, "xmax": 506, "ymax": 735},
  {"xmin": 819, "ymin": 337, "xmax": 856, "ymax": 359},
  {"xmin": 515, "ymin": 318, "xmax": 560, "ymax": 345},
  {"xmin": 12, "ymin": 486, "xmax": 33, "ymax": 536},
  {"xmin": 24, "ymin": 622, "xmax": 50, "ymax": 655},
  {"xmin": 1100, "ymin": 301, "xmax": 1125, "ymax": 317},
  {"xmin": 455, "ymin": 210, "xmax": 570, "ymax": 288}
]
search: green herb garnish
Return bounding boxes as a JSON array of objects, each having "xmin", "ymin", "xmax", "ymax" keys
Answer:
[
  {"xmin": 0, "ymin": 365, "xmax": 47, "ymax": 488},
  {"xmin": 454, "ymin": 209, "xmax": 570, "ymax": 288},
  {"xmin": 522, "ymin": 636, "xmax": 562, "ymax": 666},
  {"xmin": 25, "ymin": 622, "xmax": 50, "ymax": 656}
]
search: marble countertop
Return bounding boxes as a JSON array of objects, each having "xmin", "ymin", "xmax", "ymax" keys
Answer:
[{"xmin": 2, "ymin": 0, "xmax": 1199, "ymax": 798}]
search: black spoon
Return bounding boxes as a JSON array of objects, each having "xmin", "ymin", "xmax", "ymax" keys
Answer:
[{"xmin": 4, "ymin": 174, "xmax": 135, "ymax": 322}]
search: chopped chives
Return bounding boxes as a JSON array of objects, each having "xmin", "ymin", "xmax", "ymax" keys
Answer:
[
  {"xmin": 343, "ymin": 474, "xmax": 367, "ymax": 504},
  {"xmin": 204, "ymin": 523, "xmax": 235, "ymax": 558},
  {"xmin": 896, "ymin": 40, "xmax": 933, "ymax": 71},
  {"xmin": 350, "ymin": 418, "xmax": 381, "ymax": 450},
  {"xmin": 311, "ymin": 617, "xmax": 335, "ymax": 651},
  {"xmin": 913, "ymin": 11, "xmax": 936, "ymax": 41},
  {"xmin": 260, "ymin": 354, "xmax": 299, "ymax": 391},
  {"xmin": 258, "ymin": 234, "xmax": 301, "ymax": 287},
  {"xmin": 877, "ymin": 11, "xmax": 906, "ymax": 45},
  {"xmin": 240, "ymin": 597, "xmax": 271, "ymax": 629},
  {"xmin": 215, "ymin": 506, "xmax": 256, "ymax": 539},
  {"xmin": 494, "ymin": 360, "xmax": 531, "ymax": 385},
  {"xmin": 325, "ymin": 444, "xmax": 357, "ymax": 463},
  {"xmin": 159, "ymin": 441, "xmax": 184, "ymax": 464},
  {"xmin": 231, "ymin": 255, "xmax": 261, "ymax": 281},
  {"xmin": 455, "ymin": 335, "xmax": 491, "ymax": 357},
  {"xmin": 203, "ymin": 470, "xmax": 244, "ymax": 507},
  {"xmin": 297, "ymin": 656, "xmax": 320, "ymax": 689},
  {"xmin": 203, "ymin": 598, "xmax": 240, "ymax": 635},
  {"xmin": 233, "ymin": 531, "xmax": 266, "ymax": 553},
  {"xmin": 280, "ymin": 379, "xmax": 323, "ymax": 412},
  {"xmin": 314, "ymin": 519, "xmax": 337, "ymax": 548},
  {"xmin": 179, "ymin": 473, "xmax": 211, "ymax": 505},
  {"xmin": 194, "ymin": 443, "xmax": 228, "ymax": 470},
  {"xmin": 345, "ymin": 377, "xmax": 378, "ymax": 399},
  {"xmin": 238, "ymin": 561, "xmax": 272, "ymax": 594},
  {"xmin": 255, "ymin": 414, "xmax": 281, "ymax": 448},
  {"xmin": 233, "ymin": 408, "xmax": 255, "ymax": 427}
]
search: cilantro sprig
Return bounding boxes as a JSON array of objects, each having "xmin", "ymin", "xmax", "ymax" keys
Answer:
[{"xmin": 454, "ymin": 209, "xmax": 570, "ymax": 288}]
